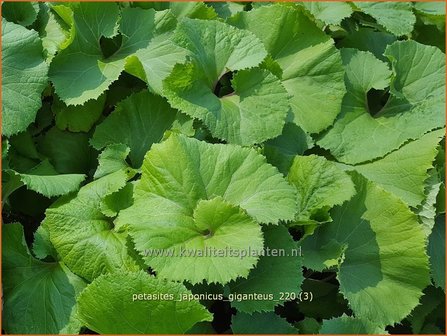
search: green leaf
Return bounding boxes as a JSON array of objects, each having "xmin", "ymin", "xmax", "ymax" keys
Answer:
[
  {"xmin": 100, "ymin": 182, "xmax": 134, "ymax": 218},
  {"xmin": 2, "ymin": 2, "xmax": 39, "ymax": 27},
  {"xmin": 301, "ymin": 238, "xmax": 344, "ymax": 272},
  {"xmin": 354, "ymin": 129, "xmax": 444, "ymax": 207},
  {"xmin": 49, "ymin": 5, "xmax": 184, "ymax": 105},
  {"xmin": 354, "ymin": 2, "xmax": 416, "ymax": 36},
  {"xmin": 386, "ymin": 41, "xmax": 445, "ymax": 104},
  {"xmin": 166, "ymin": 65, "xmax": 289, "ymax": 145},
  {"xmin": 2, "ymin": 223, "xmax": 86, "ymax": 334},
  {"xmin": 94, "ymin": 144, "xmax": 131, "ymax": 179},
  {"xmin": 117, "ymin": 134, "xmax": 296, "ymax": 284},
  {"xmin": 228, "ymin": 4, "xmax": 345, "ymax": 134},
  {"xmin": 296, "ymin": 317, "xmax": 321, "ymax": 334},
  {"xmin": 301, "ymin": 174, "xmax": 430, "ymax": 326},
  {"xmin": 413, "ymin": 22, "xmax": 445, "ymax": 52},
  {"xmin": 409, "ymin": 286, "xmax": 445, "ymax": 333},
  {"xmin": 2, "ymin": 20, "xmax": 49, "ymax": 137},
  {"xmin": 54, "ymin": 94, "xmax": 105, "ymax": 132},
  {"xmin": 38, "ymin": 127, "xmax": 96, "ymax": 174},
  {"xmin": 319, "ymin": 41, "xmax": 445, "ymax": 164},
  {"xmin": 77, "ymin": 271, "xmax": 212, "ymax": 334},
  {"xmin": 48, "ymin": 3, "xmax": 119, "ymax": 105},
  {"xmin": 50, "ymin": 3, "xmax": 119, "ymax": 105},
  {"xmin": 263, "ymin": 123, "xmax": 313, "ymax": 175},
  {"xmin": 418, "ymin": 170, "xmax": 442, "ymax": 236},
  {"xmin": 91, "ymin": 91, "xmax": 177, "ymax": 167},
  {"xmin": 186, "ymin": 322, "xmax": 215, "ymax": 334},
  {"xmin": 320, "ymin": 314, "xmax": 387, "ymax": 334},
  {"xmin": 32, "ymin": 225, "xmax": 57, "ymax": 260},
  {"xmin": 414, "ymin": 2, "xmax": 445, "ymax": 30},
  {"xmin": 414, "ymin": 2, "xmax": 445, "ymax": 16},
  {"xmin": 9, "ymin": 130, "xmax": 41, "ymax": 162},
  {"xmin": 208, "ymin": 2, "xmax": 245, "ymax": 19},
  {"xmin": 228, "ymin": 225, "xmax": 303, "ymax": 312},
  {"xmin": 299, "ymin": 279, "xmax": 349, "ymax": 320},
  {"xmin": 123, "ymin": 195, "xmax": 263, "ymax": 285},
  {"xmin": 300, "ymin": 2, "xmax": 353, "ymax": 25},
  {"xmin": 126, "ymin": 10, "xmax": 188, "ymax": 95},
  {"xmin": 287, "ymin": 155, "xmax": 355, "ymax": 225},
  {"xmin": 122, "ymin": 134, "xmax": 297, "ymax": 224},
  {"xmin": 164, "ymin": 19, "xmax": 289, "ymax": 145},
  {"xmin": 428, "ymin": 215, "xmax": 445, "ymax": 291},
  {"xmin": 33, "ymin": 3, "xmax": 68, "ymax": 61},
  {"xmin": 231, "ymin": 312, "xmax": 298, "ymax": 334},
  {"xmin": 338, "ymin": 28, "xmax": 397, "ymax": 61},
  {"xmin": 134, "ymin": 2, "xmax": 217, "ymax": 20},
  {"xmin": 43, "ymin": 169, "xmax": 142, "ymax": 281},
  {"xmin": 4, "ymin": 160, "xmax": 86, "ymax": 198}
]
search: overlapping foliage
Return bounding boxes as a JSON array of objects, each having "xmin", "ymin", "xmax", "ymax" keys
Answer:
[{"xmin": 2, "ymin": 1, "xmax": 445, "ymax": 334}]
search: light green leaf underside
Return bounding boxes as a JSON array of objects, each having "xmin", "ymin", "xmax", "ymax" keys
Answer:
[
  {"xmin": 288, "ymin": 155, "xmax": 355, "ymax": 225},
  {"xmin": 117, "ymin": 134, "xmax": 296, "ymax": 284},
  {"xmin": 34, "ymin": 3, "xmax": 68, "ymax": 62},
  {"xmin": 354, "ymin": 129, "xmax": 444, "ymax": 207},
  {"xmin": 319, "ymin": 41, "xmax": 445, "ymax": 164},
  {"xmin": 77, "ymin": 271, "xmax": 212, "ymax": 334},
  {"xmin": 94, "ymin": 144, "xmax": 131, "ymax": 179},
  {"xmin": 354, "ymin": 2, "xmax": 416, "ymax": 36},
  {"xmin": 320, "ymin": 314, "xmax": 387, "ymax": 334},
  {"xmin": 428, "ymin": 216, "xmax": 446, "ymax": 291},
  {"xmin": 54, "ymin": 94, "xmax": 105, "ymax": 132},
  {"xmin": 231, "ymin": 312, "xmax": 298, "ymax": 334},
  {"xmin": 49, "ymin": 4, "xmax": 74, "ymax": 50},
  {"xmin": 2, "ymin": 20, "xmax": 49, "ymax": 137},
  {"xmin": 302, "ymin": 174, "xmax": 430, "ymax": 327},
  {"xmin": 49, "ymin": 4, "xmax": 183, "ymax": 105},
  {"xmin": 300, "ymin": 2, "xmax": 353, "ymax": 25},
  {"xmin": 228, "ymin": 4, "xmax": 345, "ymax": 134},
  {"xmin": 91, "ymin": 91, "xmax": 177, "ymax": 167},
  {"xmin": 228, "ymin": 225, "xmax": 303, "ymax": 313},
  {"xmin": 3, "ymin": 223, "xmax": 86, "ymax": 334},
  {"xmin": 165, "ymin": 19, "xmax": 289, "ymax": 145},
  {"xmin": 418, "ymin": 170, "xmax": 442, "ymax": 236},
  {"xmin": 4, "ymin": 160, "xmax": 86, "ymax": 198},
  {"xmin": 43, "ymin": 169, "xmax": 142, "ymax": 282}
]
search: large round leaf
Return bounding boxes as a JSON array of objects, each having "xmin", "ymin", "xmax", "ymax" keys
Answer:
[
  {"xmin": 77, "ymin": 271, "xmax": 212, "ymax": 334},
  {"xmin": 164, "ymin": 19, "xmax": 290, "ymax": 145},
  {"xmin": 302, "ymin": 174, "xmax": 430, "ymax": 326},
  {"xmin": 117, "ymin": 134, "xmax": 297, "ymax": 284}
]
